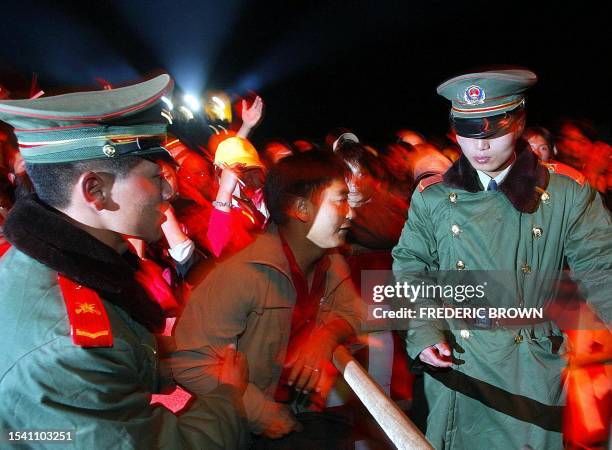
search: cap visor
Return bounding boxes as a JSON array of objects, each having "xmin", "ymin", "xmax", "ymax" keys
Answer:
[
  {"xmin": 139, "ymin": 147, "xmax": 176, "ymax": 164},
  {"xmin": 452, "ymin": 113, "xmax": 516, "ymax": 139}
]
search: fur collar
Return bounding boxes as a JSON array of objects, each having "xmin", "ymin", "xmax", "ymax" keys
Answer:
[
  {"xmin": 443, "ymin": 142, "xmax": 549, "ymax": 213},
  {"xmin": 4, "ymin": 195, "xmax": 164, "ymax": 332}
]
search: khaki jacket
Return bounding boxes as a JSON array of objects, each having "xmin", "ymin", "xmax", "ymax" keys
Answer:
[{"xmin": 171, "ymin": 227, "xmax": 361, "ymax": 432}]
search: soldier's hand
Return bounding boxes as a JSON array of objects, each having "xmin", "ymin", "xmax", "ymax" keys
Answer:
[
  {"xmin": 219, "ymin": 344, "xmax": 249, "ymax": 395},
  {"xmin": 419, "ymin": 342, "xmax": 453, "ymax": 368},
  {"xmin": 261, "ymin": 403, "xmax": 303, "ymax": 439}
]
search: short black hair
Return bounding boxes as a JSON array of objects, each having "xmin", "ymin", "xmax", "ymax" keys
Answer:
[
  {"xmin": 264, "ymin": 150, "xmax": 348, "ymax": 225},
  {"xmin": 524, "ymin": 126, "xmax": 554, "ymax": 148},
  {"xmin": 335, "ymin": 142, "xmax": 389, "ymax": 182},
  {"xmin": 25, "ymin": 156, "xmax": 143, "ymax": 209}
]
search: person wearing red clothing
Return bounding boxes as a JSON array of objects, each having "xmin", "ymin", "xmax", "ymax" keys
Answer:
[{"xmin": 207, "ymin": 137, "xmax": 268, "ymax": 258}]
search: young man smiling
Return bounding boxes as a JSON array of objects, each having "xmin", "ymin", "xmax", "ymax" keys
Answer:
[
  {"xmin": 392, "ymin": 69, "xmax": 611, "ymax": 449},
  {"xmin": 172, "ymin": 151, "xmax": 361, "ymax": 445}
]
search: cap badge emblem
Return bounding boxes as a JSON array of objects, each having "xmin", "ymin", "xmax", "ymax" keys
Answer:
[
  {"xmin": 102, "ymin": 144, "xmax": 116, "ymax": 158},
  {"xmin": 464, "ymin": 85, "xmax": 486, "ymax": 105}
]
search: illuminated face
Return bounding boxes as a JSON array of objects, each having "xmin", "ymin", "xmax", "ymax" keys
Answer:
[
  {"xmin": 456, "ymin": 128, "xmax": 521, "ymax": 176},
  {"xmin": 102, "ymin": 159, "xmax": 173, "ymax": 242},
  {"xmin": 526, "ymin": 134, "xmax": 552, "ymax": 161},
  {"xmin": 306, "ymin": 179, "xmax": 354, "ymax": 249}
]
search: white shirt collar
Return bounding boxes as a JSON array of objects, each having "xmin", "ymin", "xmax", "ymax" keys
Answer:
[{"xmin": 476, "ymin": 154, "xmax": 515, "ymax": 190}]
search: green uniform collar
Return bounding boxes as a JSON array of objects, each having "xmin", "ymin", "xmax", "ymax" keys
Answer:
[{"xmin": 442, "ymin": 144, "xmax": 549, "ymax": 213}]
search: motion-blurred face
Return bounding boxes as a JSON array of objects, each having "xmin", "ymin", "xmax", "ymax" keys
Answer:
[
  {"xmin": 176, "ymin": 153, "xmax": 215, "ymax": 205},
  {"xmin": 396, "ymin": 129, "xmax": 426, "ymax": 146},
  {"xmin": 384, "ymin": 143, "xmax": 412, "ymax": 182},
  {"xmin": 556, "ymin": 124, "xmax": 590, "ymax": 161},
  {"xmin": 456, "ymin": 123, "xmax": 523, "ymax": 176},
  {"xmin": 158, "ymin": 160, "xmax": 178, "ymax": 197},
  {"xmin": 345, "ymin": 160, "xmax": 377, "ymax": 207},
  {"xmin": 238, "ymin": 167, "xmax": 265, "ymax": 197},
  {"xmin": 264, "ymin": 143, "xmax": 293, "ymax": 166},
  {"xmin": 102, "ymin": 159, "xmax": 173, "ymax": 243},
  {"xmin": 306, "ymin": 179, "xmax": 354, "ymax": 249},
  {"xmin": 526, "ymin": 134, "xmax": 552, "ymax": 162}
]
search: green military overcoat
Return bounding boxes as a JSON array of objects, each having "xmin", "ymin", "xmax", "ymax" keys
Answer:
[
  {"xmin": 392, "ymin": 148, "xmax": 611, "ymax": 450},
  {"xmin": 0, "ymin": 196, "xmax": 250, "ymax": 449}
]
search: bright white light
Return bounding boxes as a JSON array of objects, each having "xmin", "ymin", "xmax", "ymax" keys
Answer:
[
  {"xmin": 183, "ymin": 94, "xmax": 200, "ymax": 111},
  {"xmin": 178, "ymin": 105, "xmax": 194, "ymax": 120},
  {"xmin": 161, "ymin": 96, "xmax": 173, "ymax": 110},
  {"xmin": 211, "ymin": 96, "xmax": 225, "ymax": 109}
]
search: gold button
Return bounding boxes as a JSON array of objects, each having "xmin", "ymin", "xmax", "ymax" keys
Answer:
[
  {"xmin": 456, "ymin": 260, "xmax": 465, "ymax": 270},
  {"xmin": 451, "ymin": 224, "xmax": 461, "ymax": 236},
  {"xmin": 448, "ymin": 192, "xmax": 457, "ymax": 203},
  {"xmin": 532, "ymin": 226, "xmax": 543, "ymax": 238},
  {"xmin": 102, "ymin": 144, "xmax": 116, "ymax": 157},
  {"xmin": 521, "ymin": 264, "xmax": 531, "ymax": 274},
  {"xmin": 515, "ymin": 334, "xmax": 523, "ymax": 344},
  {"xmin": 540, "ymin": 191, "xmax": 550, "ymax": 203},
  {"xmin": 460, "ymin": 329, "xmax": 470, "ymax": 339}
]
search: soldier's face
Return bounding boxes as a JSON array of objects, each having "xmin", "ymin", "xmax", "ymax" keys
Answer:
[
  {"xmin": 106, "ymin": 159, "xmax": 174, "ymax": 242},
  {"xmin": 456, "ymin": 127, "xmax": 521, "ymax": 176}
]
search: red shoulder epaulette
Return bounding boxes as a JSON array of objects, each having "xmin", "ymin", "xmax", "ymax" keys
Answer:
[
  {"xmin": 543, "ymin": 162, "xmax": 586, "ymax": 186},
  {"xmin": 417, "ymin": 173, "xmax": 444, "ymax": 192},
  {"xmin": 58, "ymin": 274, "xmax": 113, "ymax": 347}
]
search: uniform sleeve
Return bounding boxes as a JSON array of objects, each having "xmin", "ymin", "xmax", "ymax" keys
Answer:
[
  {"xmin": 564, "ymin": 183, "xmax": 612, "ymax": 324},
  {"xmin": 171, "ymin": 267, "xmax": 272, "ymax": 433},
  {"xmin": 1, "ymin": 336, "xmax": 250, "ymax": 450},
  {"xmin": 391, "ymin": 189, "xmax": 446, "ymax": 360}
]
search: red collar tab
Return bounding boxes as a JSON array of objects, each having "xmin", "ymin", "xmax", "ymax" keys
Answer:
[
  {"xmin": 543, "ymin": 162, "xmax": 586, "ymax": 186},
  {"xmin": 58, "ymin": 274, "xmax": 114, "ymax": 348},
  {"xmin": 418, "ymin": 173, "xmax": 444, "ymax": 192}
]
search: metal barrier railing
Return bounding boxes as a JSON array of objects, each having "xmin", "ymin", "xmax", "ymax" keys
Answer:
[{"xmin": 333, "ymin": 346, "xmax": 433, "ymax": 450}]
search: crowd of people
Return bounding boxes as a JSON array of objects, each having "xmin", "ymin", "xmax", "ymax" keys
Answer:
[{"xmin": 0, "ymin": 69, "xmax": 610, "ymax": 449}]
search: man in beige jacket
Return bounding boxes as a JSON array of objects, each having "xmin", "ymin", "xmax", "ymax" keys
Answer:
[{"xmin": 171, "ymin": 151, "xmax": 361, "ymax": 443}]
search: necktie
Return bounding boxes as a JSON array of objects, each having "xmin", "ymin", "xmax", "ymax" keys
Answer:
[{"xmin": 487, "ymin": 179, "xmax": 498, "ymax": 191}]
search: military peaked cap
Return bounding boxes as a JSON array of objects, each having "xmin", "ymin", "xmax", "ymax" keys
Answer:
[{"xmin": 0, "ymin": 74, "xmax": 173, "ymax": 164}]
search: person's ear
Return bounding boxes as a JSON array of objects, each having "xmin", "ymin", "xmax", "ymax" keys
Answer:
[
  {"xmin": 287, "ymin": 197, "xmax": 311, "ymax": 222},
  {"xmin": 79, "ymin": 172, "xmax": 107, "ymax": 211}
]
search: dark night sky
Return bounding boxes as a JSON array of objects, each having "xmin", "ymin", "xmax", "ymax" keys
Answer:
[{"xmin": 1, "ymin": 0, "xmax": 609, "ymax": 146}]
